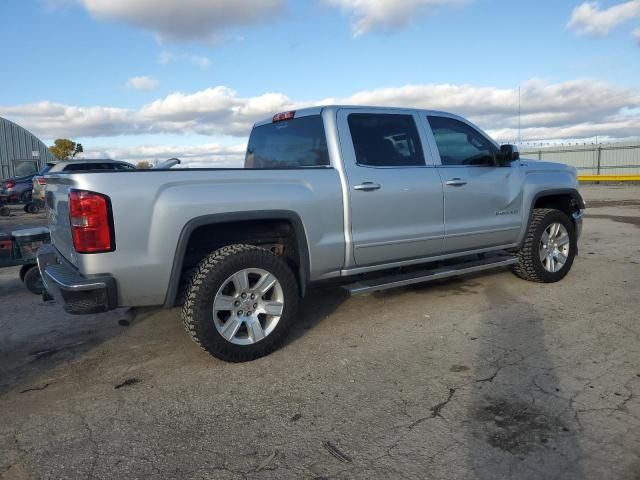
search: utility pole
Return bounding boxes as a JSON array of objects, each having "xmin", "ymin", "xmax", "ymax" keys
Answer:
[{"xmin": 518, "ymin": 86, "xmax": 521, "ymax": 145}]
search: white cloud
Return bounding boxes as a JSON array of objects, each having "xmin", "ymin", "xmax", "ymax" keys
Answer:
[
  {"xmin": 158, "ymin": 51, "xmax": 211, "ymax": 69},
  {"xmin": 83, "ymin": 143, "xmax": 246, "ymax": 167},
  {"xmin": 567, "ymin": 0, "xmax": 640, "ymax": 36},
  {"xmin": 1, "ymin": 79, "xmax": 639, "ymax": 144},
  {"xmin": 324, "ymin": 0, "xmax": 471, "ymax": 36},
  {"xmin": 126, "ymin": 76, "xmax": 159, "ymax": 91},
  {"xmin": 80, "ymin": 0, "xmax": 285, "ymax": 42},
  {"xmin": 634, "ymin": 25, "xmax": 640, "ymax": 41}
]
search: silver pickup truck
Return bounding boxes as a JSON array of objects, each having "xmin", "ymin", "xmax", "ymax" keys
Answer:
[{"xmin": 38, "ymin": 105, "xmax": 584, "ymax": 362}]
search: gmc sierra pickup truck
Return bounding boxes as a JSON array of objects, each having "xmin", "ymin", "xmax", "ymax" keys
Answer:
[{"xmin": 38, "ymin": 106, "xmax": 584, "ymax": 362}]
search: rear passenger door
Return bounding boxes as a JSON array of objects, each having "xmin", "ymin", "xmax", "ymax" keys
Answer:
[{"xmin": 337, "ymin": 108, "xmax": 444, "ymax": 267}]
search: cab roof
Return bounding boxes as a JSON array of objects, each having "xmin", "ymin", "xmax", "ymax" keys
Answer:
[{"xmin": 253, "ymin": 105, "xmax": 457, "ymax": 128}]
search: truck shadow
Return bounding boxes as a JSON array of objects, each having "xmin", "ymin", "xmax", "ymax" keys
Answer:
[
  {"xmin": 284, "ymin": 285, "xmax": 350, "ymax": 344},
  {"xmin": 0, "ymin": 274, "xmax": 132, "ymax": 396},
  {"xmin": 466, "ymin": 285, "xmax": 584, "ymax": 478}
]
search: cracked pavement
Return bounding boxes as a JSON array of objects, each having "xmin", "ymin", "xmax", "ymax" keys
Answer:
[{"xmin": 1, "ymin": 185, "xmax": 639, "ymax": 479}]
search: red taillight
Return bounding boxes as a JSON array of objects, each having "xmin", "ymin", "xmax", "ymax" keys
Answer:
[
  {"xmin": 3, "ymin": 180, "xmax": 16, "ymax": 189},
  {"xmin": 36, "ymin": 177, "xmax": 46, "ymax": 186},
  {"xmin": 69, "ymin": 190, "xmax": 114, "ymax": 253},
  {"xmin": 272, "ymin": 110, "xmax": 296, "ymax": 122}
]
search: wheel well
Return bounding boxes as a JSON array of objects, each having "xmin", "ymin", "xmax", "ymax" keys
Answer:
[
  {"xmin": 176, "ymin": 219, "xmax": 304, "ymax": 302},
  {"xmin": 533, "ymin": 194, "xmax": 580, "ymax": 218}
]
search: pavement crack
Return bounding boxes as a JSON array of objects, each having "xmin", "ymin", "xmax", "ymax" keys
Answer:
[
  {"xmin": 430, "ymin": 387, "xmax": 456, "ymax": 418},
  {"xmin": 408, "ymin": 387, "xmax": 457, "ymax": 430},
  {"xmin": 474, "ymin": 370, "xmax": 499, "ymax": 383}
]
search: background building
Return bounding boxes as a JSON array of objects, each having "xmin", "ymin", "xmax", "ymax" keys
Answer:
[{"xmin": 0, "ymin": 116, "xmax": 56, "ymax": 179}]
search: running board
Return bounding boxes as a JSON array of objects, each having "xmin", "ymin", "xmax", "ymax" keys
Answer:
[{"xmin": 343, "ymin": 253, "xmax": 519, "ymax": 295}]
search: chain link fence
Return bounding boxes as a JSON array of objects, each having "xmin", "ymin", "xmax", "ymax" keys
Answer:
[{"xmin": 519, "ymin": 142, "xmax": 640, "ymax": 177}]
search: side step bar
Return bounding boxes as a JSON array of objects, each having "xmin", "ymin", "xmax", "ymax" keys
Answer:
[{"xmin": 343, "ymin": 253, "xmax": 519, "ymax": 296}]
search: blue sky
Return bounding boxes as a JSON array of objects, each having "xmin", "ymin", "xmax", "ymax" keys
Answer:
[{"xmin": 0, "ymin": 0, "xmax": 639, "ymax": 165}]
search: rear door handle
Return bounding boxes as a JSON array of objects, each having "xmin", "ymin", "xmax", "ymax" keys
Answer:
[
  {"xmin": 445, "ymin": 178, "xmax": 467, "ymax": 187},
  {"xmin": 353, "ymin": 182, "xmax": 381, "ymax": 191}
]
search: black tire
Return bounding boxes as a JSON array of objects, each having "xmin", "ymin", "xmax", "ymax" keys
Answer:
[
  {"xmin": 23, "ymin": 266, "xmax": 45, "ymax": 295},
  {"xmin": 512, "ymin": 208, "xmax": 576, "ymax": 283},
  {"xmin": 19, "ymin": 264, "xmax": 33, "ymax": 282},
  {"xmin": 26, "ymin": 203, "xmax": 40, "ymax": 214},
  {"xmin": 182, "ymin": 244, "xmax": 299, "ymax": 362}
]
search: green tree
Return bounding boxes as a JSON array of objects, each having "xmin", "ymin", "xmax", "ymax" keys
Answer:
[
  {"xmin": 136, "ymin": 161, "xmax": 153, "ymax": 169},
  {"xmin": 73, "ymin": 143, "xmax": 84, "ymax": 157},
  {"xmin": 49, "ymin": 139, "xmax": 78, "ymax": 160}
]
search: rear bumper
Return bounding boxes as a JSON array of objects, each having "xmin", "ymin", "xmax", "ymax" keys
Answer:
[{"xmin": 37, "ymin": 244, "xmax": 118, "ymax": 314}]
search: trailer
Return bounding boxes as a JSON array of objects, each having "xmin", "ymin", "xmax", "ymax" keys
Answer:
[{"xmin": 0, "ymin": 227, "xmax": 50, "ymax": 294}]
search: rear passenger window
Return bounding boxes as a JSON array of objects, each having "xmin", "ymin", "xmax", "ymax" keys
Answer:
[
  {"xmin": 348, "ymin": 114, "xmax": 425, "ymax": 167},
  {"xmin": 245, "ymin": 115, "xmax": 330, "ymax": 168}
]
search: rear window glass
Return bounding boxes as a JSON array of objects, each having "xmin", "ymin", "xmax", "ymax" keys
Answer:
[
  {"xmin": 245, "ymin": 115, "xmax": 330, "ymax": 168},
  {"xmin": 38, "ymin": 164, "xmax": 54, "ymax": 175},
  {"xmin": 63, "ymin": 163, "xmax": 114, "ymax": 172}
]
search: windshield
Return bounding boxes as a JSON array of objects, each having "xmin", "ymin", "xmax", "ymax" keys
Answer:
[
  {"xmin": 38, "ymin": 164, "xmax": 54, "ymax": 175},
  {"xmin": 245, "ymin": 115, "xmax": 329, "ymax": 168}
]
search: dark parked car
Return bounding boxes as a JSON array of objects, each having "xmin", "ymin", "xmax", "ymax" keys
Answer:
[
  {"xmin": 32, "ymin": 159, "xmax": 136, "ymax": 201},
  {"xmin": 1, "ymin": 173, "xmax": 36, "ymax": 203}
]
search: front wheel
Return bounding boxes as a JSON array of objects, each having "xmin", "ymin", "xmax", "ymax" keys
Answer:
[
  {"xmin": 182, "ymin": 244, "xmax": 299, "ymax": 362},
  {"xmin": 512, "ymin": 208, "xmax": 577, "ymax": 283}
]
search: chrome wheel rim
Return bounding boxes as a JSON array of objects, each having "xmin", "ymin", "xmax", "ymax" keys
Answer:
[
  {"xmin": 212, "ymin": 268, "xmax": 284, "ymax": 346},
  {"xmin": 539, "ymin": 222, "xmax": 570, "ymax": 273}
]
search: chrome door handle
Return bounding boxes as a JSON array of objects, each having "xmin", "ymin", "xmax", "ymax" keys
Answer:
[
  {"xmin": 353, "ymin": 182, "xmax": 381, "ymax": 191},
  {"xmin": 445, "ymin": 178, "xmax": 467, "ymax": 187}
]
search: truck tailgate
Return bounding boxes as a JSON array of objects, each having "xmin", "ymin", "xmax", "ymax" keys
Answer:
[{"xmin": 44, "ymin": 176, "xmax": 77, "ymax": 267}]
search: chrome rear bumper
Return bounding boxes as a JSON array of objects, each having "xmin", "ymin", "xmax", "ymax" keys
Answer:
[{"xmin": 37, "ymin": 244, "xmax": 117, "ymax": 314}]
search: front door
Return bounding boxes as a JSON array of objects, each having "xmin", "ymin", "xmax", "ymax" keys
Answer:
[
  {"xmin": 337, "ymin": 109, "xmax": 445, "ymax": 267},
  {"xmin": 425, "ymin": 115, "xmax": 525, "ymax": 253}
]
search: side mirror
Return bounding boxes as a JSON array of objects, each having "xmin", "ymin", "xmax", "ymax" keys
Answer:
[{"xmin": 497, "ymin": 144, "xmax": 520, "ymax": 165}]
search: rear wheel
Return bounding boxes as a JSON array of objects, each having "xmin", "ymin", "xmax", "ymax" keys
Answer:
[
  {"xmin": 23, "ymin": 265, "xmax": 44, "ymax": 295},
  {"xmin": 25, "ymin": 203, "xmax": 40, "ymax": 214},
  {"xmin": 512, "ymin": 208, "xmax": 576, "ymax": 283},
  {"xmin": 182, "ymin": 244, "xmax": 299, "ymax": 362}
]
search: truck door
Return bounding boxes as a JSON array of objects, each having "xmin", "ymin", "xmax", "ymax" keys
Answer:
[
  {"xmin": 424, "ymin": 114, "xmax": 525, "ymax": 253},
  {"xmin": 337, "ymin": 108, "xmax": 444, "ymax": 267}
]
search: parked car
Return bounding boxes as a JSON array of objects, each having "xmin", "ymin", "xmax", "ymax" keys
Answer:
[
  {"xmin": 38, "ymin": 105, "xmax": 584, "ymax": 362},
  {"xmin": 30, "ymin": 162, "xmax": 57, "ymax": 203},
  {"xmin": 1, "ymin": 173, "xmax": 37, "ymax": 203},
  {"xmin": 32, "ymin": 159, "xmax": 136, "ymax": 202}
]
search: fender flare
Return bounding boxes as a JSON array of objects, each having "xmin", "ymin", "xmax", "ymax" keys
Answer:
[
  {"xmin": 163, "ymin": 210, "xmax": 311, "ymax": 308},
  {"xmin": 518, "ymin": 187, "xmax": 585, "ymax": 245}
]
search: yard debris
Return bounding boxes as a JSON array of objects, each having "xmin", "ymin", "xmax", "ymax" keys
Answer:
[
  {"xmin": 322, "ymin": 441, "xmax": 352, "ymax": 463},
  {"xmin": 256, "ymin": 451, "xmax": 277, "ymax": 471},
  {"xmin": 19, "ymin": 383, "xmax": 49, "ymax": 394},
  {"xmin": 114, "ymin": 378, "xmax": 140, "ymax": 390}
]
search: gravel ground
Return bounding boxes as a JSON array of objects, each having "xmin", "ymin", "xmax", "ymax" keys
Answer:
[{"xmin": 0, "ymin": 184, "xmax": 639, "ymax": 480}]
